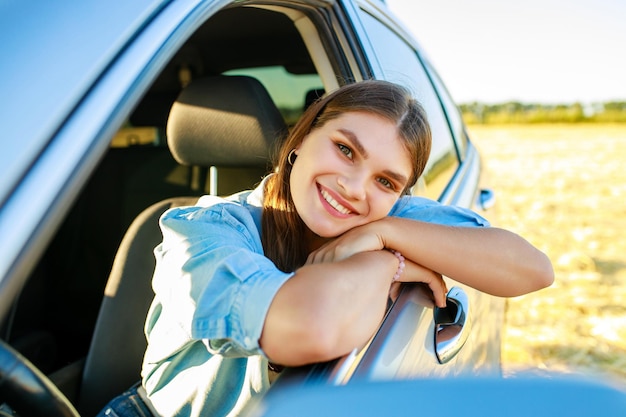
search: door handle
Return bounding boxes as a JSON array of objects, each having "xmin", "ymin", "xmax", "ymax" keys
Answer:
[{"xmin": 433, "ymin": 286, "xmax": 471, "ymax": 364}]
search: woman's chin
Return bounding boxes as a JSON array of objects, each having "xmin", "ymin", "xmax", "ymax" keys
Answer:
[
  {"xmin": 310, "ymin": 224, "xmax": 349, "ymax": 239},
  {"xmin": 304, "ymin": 215, "xmax": 357, "ymax": 239}
]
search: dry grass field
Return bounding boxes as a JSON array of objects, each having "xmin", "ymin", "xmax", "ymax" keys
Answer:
[{"xmin": 468, "ymin": 124, "xmax": 626, "ymax": 387}]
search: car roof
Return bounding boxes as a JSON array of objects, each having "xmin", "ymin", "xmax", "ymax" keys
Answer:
[{"xmin": 0, "ymin": 0, "xmax": 168, "ymax": 205}]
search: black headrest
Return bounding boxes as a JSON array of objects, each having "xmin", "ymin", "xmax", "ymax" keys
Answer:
[{"xmin": 166, "ymin": 76, "xmax": 287, "ymax": 167}]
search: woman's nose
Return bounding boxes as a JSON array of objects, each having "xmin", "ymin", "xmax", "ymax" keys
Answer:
[{"xmin": 337, "ymin": 174, "xmax": 366, "ymax": 200}]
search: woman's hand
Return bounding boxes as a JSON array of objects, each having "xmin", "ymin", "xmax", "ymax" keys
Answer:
[
  {"xmin": 397, "ymin": 258, "xmax": 447, "ymax": 307},
  {"xmin": 306, "ymin": 220, "xmax": 447, "ymax": 307},
  {"xmin": 306, "ymin": 222, "xmax": 383, "ymax": 264}
]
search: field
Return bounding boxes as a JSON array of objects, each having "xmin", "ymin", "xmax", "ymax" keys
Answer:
[{"xmin": 467, "ymin": 124, "xmax": 626, "ymax": 386}]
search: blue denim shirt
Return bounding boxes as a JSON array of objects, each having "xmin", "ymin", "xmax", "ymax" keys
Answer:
[{"xmin": 141, "ymin": 179, "xmax": 489, "ymax": 416}]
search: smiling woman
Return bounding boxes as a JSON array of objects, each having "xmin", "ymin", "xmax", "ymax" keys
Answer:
[{"xmin": 109, "ymin": 79, "xmax": 555, "ymax": 417}]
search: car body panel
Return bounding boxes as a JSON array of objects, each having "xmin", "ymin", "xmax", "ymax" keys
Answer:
[
  {"xmin": 245, "ymin": 376, "xmax": 626, "ymax": 417},
  {"xmin": 0, "ymin": 0, "xmax": 169, "ymax": 206}
]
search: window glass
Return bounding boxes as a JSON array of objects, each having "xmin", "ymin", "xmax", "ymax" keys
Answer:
[
  {"xmin": 110, "ymin": 124, "xmax": 161, "ymax": 148},
  {"xmin": 358, "ymin": 12, "xmax": 458, "ymax": 199},
  {"xmin": 225, "ymin": 66, "xmax": 323, "ymax": 126},
  {"xmin": 424, "ymin": 61, "xmax": 468, "ymax": 156}
]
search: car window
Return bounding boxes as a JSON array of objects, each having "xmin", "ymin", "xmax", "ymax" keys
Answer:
[
  {"xmin": 110, "ymin": 124, "xmax": 162, "ymax": 148},
  {"xmin": 224, "ymin": 66, "xmax": 323, "ymax": 126},
  {"xmin": 423, "ymin": 60, "xmax": 468, "ymax": 157},
  {"xmin": 358, "ymin": 11, "xmax": 459, "ymax": 200}
]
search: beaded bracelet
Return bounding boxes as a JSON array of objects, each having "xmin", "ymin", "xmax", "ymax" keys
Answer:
[{"xmin": 390, "ymin": 249, "xmax": 405, "ymax": 281}]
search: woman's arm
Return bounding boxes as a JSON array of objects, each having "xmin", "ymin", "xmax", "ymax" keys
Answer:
[
  {"xmin": 381, "ymin": 217, "xmax": 554, "ymax": 297},
  {"xmin": 320, "ymin": 216, "xmax": 554, "ymax": 297},
  {"xmin": 260, "ymin": 250, "xmax": 398, "ymax": 366},
  {"xmin": 263, "ymin": 213, "xmax": 554, "ymax": 365},
  {"xmin": 260, "ymin": 243, "xmax": 450, "ymax": 366}
]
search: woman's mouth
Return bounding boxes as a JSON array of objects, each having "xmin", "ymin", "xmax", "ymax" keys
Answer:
[{"xmin": 320, "ymin": 187, "xmax": 353, "ymax": 215}]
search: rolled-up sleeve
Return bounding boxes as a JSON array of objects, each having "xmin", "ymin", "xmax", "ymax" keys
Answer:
[
  {"xmin": 147, "ymin": 202, "xmax": 292, "ymax": 360},
  {"xmin": 388, "ymin": 196, "xmax": 490, "ymax": 227}
]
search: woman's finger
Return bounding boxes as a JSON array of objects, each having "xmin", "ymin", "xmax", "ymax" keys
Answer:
[{"xmin": 396, "ymin": 259, "xmax": 447, "ymax": 307}]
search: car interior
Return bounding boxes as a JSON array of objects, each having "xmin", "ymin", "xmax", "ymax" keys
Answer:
[{"xmin": 1, "ymin": 4, "xmax": 342, "ymax": 415}]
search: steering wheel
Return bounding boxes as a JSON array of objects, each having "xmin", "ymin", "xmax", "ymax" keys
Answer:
[{"xmin": 0, "ymin": 339, "xmax": 79, "ymax": 417}]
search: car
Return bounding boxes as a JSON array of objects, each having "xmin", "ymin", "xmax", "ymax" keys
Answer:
[{"xmin": 2, "ymin": 1, "xmax": 621, "ymax": 416}]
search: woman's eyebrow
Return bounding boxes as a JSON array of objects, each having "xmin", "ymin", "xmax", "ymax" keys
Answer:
[
  {"xmin": 338, "ymin": 128, "xmax": 367, "ymax": 158},
  {"xmin": 338, "ymin": 128, "xmax": 409, "ymax": 186},
  {"xmin": 383, "ymin": 169, "xmax": 408, "ymax": 186}
]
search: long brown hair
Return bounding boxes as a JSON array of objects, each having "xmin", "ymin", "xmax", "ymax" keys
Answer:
[{"xmin": 261, "ymin": 80, "xmax": 431, "ymax": 272}]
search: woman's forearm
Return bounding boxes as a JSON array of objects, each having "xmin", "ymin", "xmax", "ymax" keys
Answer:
[
  {"xmin": 380, "ymin": 217, "xmax": 554, "ymax": 297},
  {"xmin": 260, "ymin": 250, "xmax": 396, "ymax": 366}
]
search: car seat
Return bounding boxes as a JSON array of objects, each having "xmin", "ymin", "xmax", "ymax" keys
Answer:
[{"xmin": 77, "ymin": 75, "xmax": 288, "ymax": 416}]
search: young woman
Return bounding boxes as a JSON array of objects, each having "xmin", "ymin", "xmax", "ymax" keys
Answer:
[{"xmin": 101, "ymin": 80, "xmax": 553, "ymax": 416}]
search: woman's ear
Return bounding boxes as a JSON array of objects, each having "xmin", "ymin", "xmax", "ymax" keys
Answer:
[{"xmin": 294, "ymin": 140, "xmax": 305, "ymax": 154}]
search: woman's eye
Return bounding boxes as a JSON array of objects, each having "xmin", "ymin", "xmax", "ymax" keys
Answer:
[
  {"xmin": 337, "ymin": 143, "xmax": 353, "ymax": 159},
  {"xmin": 377, "ymin": 177, "xmax": 394, "ymax": 190}
]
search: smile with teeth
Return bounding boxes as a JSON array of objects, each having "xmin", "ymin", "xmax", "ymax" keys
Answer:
[{"xmin": 320, "ymin": 188, "xmax": 352, "ymax": 215}]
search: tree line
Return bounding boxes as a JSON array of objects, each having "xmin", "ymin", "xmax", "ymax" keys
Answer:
[{"xmin": 459, "ymin": 101, "xmax": 626, "ymax": 124}]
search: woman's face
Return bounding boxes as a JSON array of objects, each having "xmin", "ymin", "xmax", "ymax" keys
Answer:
[{"xmin": 290, "ymin": 111, "xmax": 413, "ymax": 238}]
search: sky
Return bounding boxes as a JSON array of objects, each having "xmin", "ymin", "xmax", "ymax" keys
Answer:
[{"xmin": 385, "ymin": 0, "xmax": 626, "ymax": 105}]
